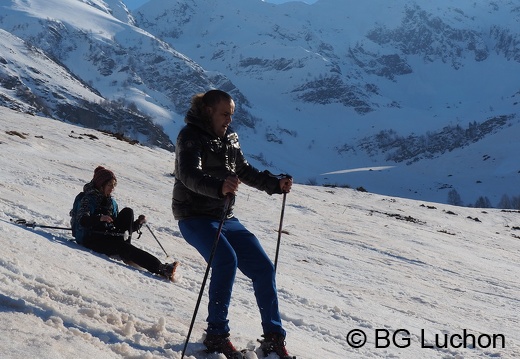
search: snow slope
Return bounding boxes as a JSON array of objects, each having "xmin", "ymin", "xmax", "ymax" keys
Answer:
[{"xmin": 1, "ymin": 106, "xmax": 519, "ymax": 358}]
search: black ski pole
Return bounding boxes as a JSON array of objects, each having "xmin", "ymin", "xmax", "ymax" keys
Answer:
[
  {"xmin": 274, "ymin": 191, "xmax": 287, "ymax": 273},
  {"xmin": 11, "ymin": 218, "xmax": 72, "ymax": 231},
  {"xmin": 145, "ymin": 224, "xmax": 170, "ymax": 258},
  {"xmin": 181, "ymin": 194, "xmax": 233, "ymax": 359}
]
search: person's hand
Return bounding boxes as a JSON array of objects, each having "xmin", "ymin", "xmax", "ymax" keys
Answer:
[
  {"xmin": 137, "ymin": 215, "xmax": 146, "ymax": 224},
  {"xmin": 100, "ymin": 214, "xmax": 113, "ymax": 223},
  {"xmin": 279, "ymin": 176, "xmax": 293, "ymax": 193},
  {"xmin": 221, "ymin": 175, "xmax": 240, "ymax": 197}
]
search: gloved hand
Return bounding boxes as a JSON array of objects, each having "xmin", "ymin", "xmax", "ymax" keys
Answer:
[{"xmin": 132, "ymin": 215, "xmax": 147, "ymax": 235}]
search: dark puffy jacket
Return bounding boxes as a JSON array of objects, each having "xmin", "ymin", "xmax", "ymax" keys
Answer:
[
  {"xmin": 172, "ymin": 112, "xmax": 282, "ymax": 220},
  {"xmin": 74, "ymin": 182, "xmax": 118, "ymax": 244}
]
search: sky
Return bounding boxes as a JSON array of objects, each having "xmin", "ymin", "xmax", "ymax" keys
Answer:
[
  {"xmin": 1, "ymin": 107, "xmax": 519, "ymax": 359},
  {"xmin": 124, "ymin": 0, "xmax": 318, "ymax": 10}
]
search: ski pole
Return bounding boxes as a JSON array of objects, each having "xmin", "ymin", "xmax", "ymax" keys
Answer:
[
  {"xmin": 11, "ymin": 218, "xmax": 72, "ymax": 231},
  {"xmin": 274, "ymin": 191, "xmax": 287, "ymax": 273},
  {"xmin": 12, "ymin": 218, "xmax": 123, "ymax": 238},
  {"xmin": 145, "ymin": 224, "xmax": 170, "ymax": 259},
  {"xmin": 181, "ymin": 194, "xmax": 233, "ymax": 359}
]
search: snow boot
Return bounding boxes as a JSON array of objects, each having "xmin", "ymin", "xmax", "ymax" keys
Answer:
[
  {"xmin": 203, "ymin": 333, "xmax": 244, "ymax": 359},
  {"xmin": 259, "ymin": 333, "xmax": 296, "ymax": 359},
  {"xmin": 159, "ymin": 261, "xmax": 179, "ymax": 281}
]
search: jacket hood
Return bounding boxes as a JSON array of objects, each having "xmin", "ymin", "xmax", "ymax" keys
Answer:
[
  {"xmin": 185, "ymin": 109, "xmax": 211, "ymax": 133},
  {"xmin": 83, "ymin": 181, "xmax": 110, "ymax": 199},
  {"xmin": 83, "ymin": 181, "xmax": 96, "ymax": 193}
]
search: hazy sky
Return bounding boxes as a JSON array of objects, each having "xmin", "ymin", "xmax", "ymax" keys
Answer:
[{"xmin": 124, "ymin": 0, "xmax": 317, "ymax": 10}]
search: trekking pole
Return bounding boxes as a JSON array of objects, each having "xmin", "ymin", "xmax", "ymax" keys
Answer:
[
  {"xmin": 145, "ymin": 224, "xmax": 170, "ymax": 259},
  {"xmin": 11, "ymin": 218, "xmax": 72, "ymax": 231},
  {"xmin": 274, "ymin": 191, "xmax": 288, "ymax": 273},
  {"xmin": 181, "ymin": 194, "xmax": 233, "ymax": 359}
]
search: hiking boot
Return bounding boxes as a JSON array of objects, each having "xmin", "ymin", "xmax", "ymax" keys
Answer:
[
  {"xmin": 159, "ymin": 261, "xmax": 179, "ymax": 281},
  {"xmin": 203, "ymin": 333, "xmax": 244, "ymax": 359},
  {"xmin": 259, "ymin": 333, "xmax": 296, "ymax": 359}
]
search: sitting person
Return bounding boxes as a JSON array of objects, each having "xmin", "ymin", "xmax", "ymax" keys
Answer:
[{"xmin": 72, "ymin": 166, "xmax": 178, "ymax": 280}]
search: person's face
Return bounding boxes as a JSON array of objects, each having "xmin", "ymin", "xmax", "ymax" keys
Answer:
[
  {"xmin": 209, "ymin": 99, "xmax": 234, "ymax": 138},
  {"xmin": 102, "ymin": 179, "xmax": 117, "ymax": 196}
]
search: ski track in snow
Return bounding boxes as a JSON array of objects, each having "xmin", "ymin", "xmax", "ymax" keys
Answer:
[{"xmin": 1, "ymin": 107, "xmax": 520, "ymax": 358}]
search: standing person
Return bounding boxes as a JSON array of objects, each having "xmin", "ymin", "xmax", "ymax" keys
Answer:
[
  {"xmin": 172, "ymin": 90, "xmax": 295, "ymax": 359},
  {"xmin": 73, "ymin": 166, "xmax": 178, "ymax": 280}
]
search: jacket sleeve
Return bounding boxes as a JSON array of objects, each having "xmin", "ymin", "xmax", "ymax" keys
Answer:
[
  {"xmin": 175, "ymin": 127, "xmax": 224, "ymax": 199},
  {"xmin": 78, "ymin": 194, "xmax": 100, "ymax": 228}
]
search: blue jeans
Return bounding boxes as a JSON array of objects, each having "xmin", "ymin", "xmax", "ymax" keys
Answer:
[{"xmin": 179, "ymin": 216, "xmax": 285, "ymax": 336}]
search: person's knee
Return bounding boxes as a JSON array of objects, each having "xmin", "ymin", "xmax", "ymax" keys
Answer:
[
  {"xmin": 256, "ymin": 254, "xmax": 275, "ymax": 273},
  {"xmin": 241, "ymin": 253, "xmax": 274, "ymax": 281},
  {"xmin": 119, "ymin": 207, "xmax": 134, "ymax": 217},
  {"xmin": 213, "ymin": 251, "xmax": 238, "ymax": 271}
]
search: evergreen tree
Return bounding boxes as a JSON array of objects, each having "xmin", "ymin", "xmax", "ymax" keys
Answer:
[
  {"xmin": 474, "ymin": 196, "xmax": 492, "ymax": 208},
  {"xmin": 497, "ymin": 194, "xmax": 512, "ymax": 209},
  {"xmin": 447, "ymin": 189, "xmax": 463, "ymax": 206},
  {"xmin": 511, "ymin": 195, "xmax": 520, "ymax": 210}
]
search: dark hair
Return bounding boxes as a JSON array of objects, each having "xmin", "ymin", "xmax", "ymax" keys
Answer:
[
  {"xmin": 188, "ymin": 89, "xmax": 233, "ymax": 122},
  {"xmin": 202, "ymin": 89, "xmax": 232, "ymax": 107}
]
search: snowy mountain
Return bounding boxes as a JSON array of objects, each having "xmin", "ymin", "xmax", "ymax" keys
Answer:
[
  {"xmin": 1, "ymin": 106, "xmax": 519, "ymax": 359},
  {"xmin": 0, "ymin": 27, "xmax": 173, "ymax": 148},
  {"xmin": 1, "ymin": 0, "xmax": 519, "ymax": 205}
]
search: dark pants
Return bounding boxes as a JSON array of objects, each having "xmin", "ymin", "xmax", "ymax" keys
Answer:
[
  {"xmin": 84, "ymin": 208, "xmax": 162, "ymax": 274},
  {"xmin": 179, "ymin": 216, "xmax": 285, "ymax": 336}
]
